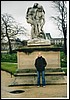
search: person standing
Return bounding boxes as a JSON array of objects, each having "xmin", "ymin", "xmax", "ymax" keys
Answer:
[{"xmin": 35, "ymin": 52, "xmax": 47, "ymax": 87}]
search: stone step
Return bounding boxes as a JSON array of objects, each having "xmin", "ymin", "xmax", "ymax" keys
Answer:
[
  {"xmin": 9, "ymin": 74, "xmax": 67, "ymax": 86},
  {"xmin": 14, "ymin": 71, "xmax": 65, "ymax": 76},
  {"xmin": 9, "ymin": 67, "xmax": 66, "ymax": 86},
  {"xmin": 16, "ymin": 67, "xmax": 63, "ymax": 73}
]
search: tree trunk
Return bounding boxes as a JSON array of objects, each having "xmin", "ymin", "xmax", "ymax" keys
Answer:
[
  {"xmin": 8, "ymin": 38, "xmax": 12, "ymax": 54},
  {"xmin": 6, "ymin": 26, "xmax": 12, "ymax": 54},
  {"xmin": 64, "ymin": 32, "xmax": 67, "ymax": 55}
]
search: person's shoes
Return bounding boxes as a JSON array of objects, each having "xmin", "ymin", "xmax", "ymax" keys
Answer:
[
  {"xmin": 43, "ymin": 86, "xmax": 46, "ymax": 87},
  {"xmin": 37, "ymin": 86, "xmax": 40, "ymax": 87}
]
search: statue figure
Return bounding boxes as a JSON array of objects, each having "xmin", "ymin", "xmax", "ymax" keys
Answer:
[
  {"xmin": 26, "ymin": 7, "xmax": 36, "ymax": 38},
  {"xmin": 26, "ymin": 3, "xmax": 46, "ymax": 39},
  {"xmin": 35, "ymin": 4, "xmax": 45, "ymax": 38}
]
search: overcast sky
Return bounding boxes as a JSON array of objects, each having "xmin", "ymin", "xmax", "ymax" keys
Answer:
[{"xmin": 1, "ymin": 1, "xmax": 68, "ymax": 39}]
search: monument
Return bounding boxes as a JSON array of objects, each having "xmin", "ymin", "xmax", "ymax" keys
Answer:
[
  {"xmin": 9, "ymin": 3, "xmax": 66, "ymax": 86},
  {"xmin": 26, "ymin": 3, "xmax": 51, "ymax": 46}
]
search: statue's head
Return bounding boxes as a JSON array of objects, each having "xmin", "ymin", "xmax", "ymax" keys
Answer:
[
  {"xmin": 37, "ymin": 5, "xmax": 45, "ymax": 13},
  {"xmin": 37, "ymin": 5, "xmax": 43, "ymax": 10},
  {"xmin": 33, "ymin": 3, "xmax": 39, "ymax": 8}
]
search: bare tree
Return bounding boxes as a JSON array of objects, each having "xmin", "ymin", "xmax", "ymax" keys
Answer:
[
  {"xmin": 1, "ymin": 13, "xmax": 15, "ymax": 54},
  {"xmin": 1, "ymin": 13, "xmax": 27, "ymax": 54},
  {"xmin": 51, "ymin": 1, "xmax": 67, "ymax": 55}
]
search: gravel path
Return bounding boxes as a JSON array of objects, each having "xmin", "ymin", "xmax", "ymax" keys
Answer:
[{"xmin": 1, "ymin": 70, "xmax": 67, "ymax": 99}]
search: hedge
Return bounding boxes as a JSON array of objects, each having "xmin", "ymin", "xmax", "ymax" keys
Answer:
[{"xmin": 1, "ymin": 53, "xmax": 17, "ymax": 63}]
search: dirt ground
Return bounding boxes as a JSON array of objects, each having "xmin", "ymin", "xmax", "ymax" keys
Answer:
[{"xmin": 1, "ymin": 70, "xmax": 68, "ymax": 99}]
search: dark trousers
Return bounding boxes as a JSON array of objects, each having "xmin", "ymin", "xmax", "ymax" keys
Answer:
[{"xmin": 37, "ymin": 71, "xmax": 46, "ymax": 86}]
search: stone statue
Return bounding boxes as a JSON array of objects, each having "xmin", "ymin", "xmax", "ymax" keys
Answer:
[
  {"xmin": 26, "ymin": 3, "xmax": 51, "ymax": 46},
  {"xmin": 26, "ymin": 3, "xmax": 46, "ymax": 39}
]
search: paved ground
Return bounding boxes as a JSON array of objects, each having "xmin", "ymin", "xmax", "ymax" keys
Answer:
[{"xmin": 1, "ymin": 70, "xmax": 68, "ymax": 99}]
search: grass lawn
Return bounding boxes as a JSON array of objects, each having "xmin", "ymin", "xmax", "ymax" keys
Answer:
[{"xmin": 1, "ymin": 62, "xmax": 17, "ymax": 75}]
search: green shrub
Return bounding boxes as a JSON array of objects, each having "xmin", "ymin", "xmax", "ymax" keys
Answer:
[
  {"xmin": 60, "ymin": 52, "xmax": 67, "ymax": 67},
  {"xmin": 1, "ymin": 53, "xmax": 17, "ymax": 63}
]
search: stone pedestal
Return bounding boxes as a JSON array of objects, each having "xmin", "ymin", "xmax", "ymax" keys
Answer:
[
  {"xmin": 17, "ymin": 50, "xmax": 60, "ymax": 69},
  {"xmin": 9, "ymin": 46, "xmax": 66, "ymax": 86},
  {"xmin": 27, "ymin": 38, "xmax": 51, "ymax": 46}
]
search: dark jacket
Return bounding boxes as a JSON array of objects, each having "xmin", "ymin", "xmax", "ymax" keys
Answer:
[{"xmin": 35, "ymin": 56, "xmax": 47, "ymax": 72}]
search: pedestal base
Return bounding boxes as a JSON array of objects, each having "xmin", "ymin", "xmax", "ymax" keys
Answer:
[
  {"xmin": 27, "ymin": 38, "xmax": 51, "ymax": 46},
  {"xmin": 9, "ymin": 68, "xmax": 66, "ymax": 86},
  {"xmin": 10, "ymin": 46, "xmax": 64, "ymax": 86}
]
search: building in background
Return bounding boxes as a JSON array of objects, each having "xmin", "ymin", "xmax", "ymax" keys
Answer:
[{"xmin": 46, "ymin": 33, "xmax": 64, "ymax": 46}]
